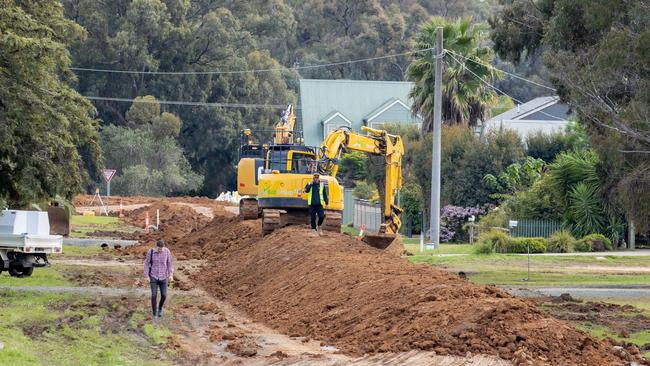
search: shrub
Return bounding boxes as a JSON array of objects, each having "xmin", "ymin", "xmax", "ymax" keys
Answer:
[
  {"xmin": 580, "ymin": 233, "xmax": 613, "ymax": 251},
  {"xmin": 352, "ymin": 181, "xmax": 376, "ymax": 200},
  {"xmin": 473, "ymin": 241, "xmax": 494, "ymax": 254},
  {"xmin": 547, "ymin": 230, "xmax": 576, "ymax": 253},
  {"xmin": 574, "ymin": 239, "xmax": 592, "ymax": 252},
  {"xmin": 478, "ymin": 208, "xmax": 508, "ymax": 232},
  {"xmin": 440, "ymin": 205, "xmax": 485, "ymax": 242},
  {"xmin": 506, "ymin": 237, "xmax": 547, "ymax": 253},
  {"xmin": 477, "ymin": 229, "xmax": 510, "ymax": 253}
]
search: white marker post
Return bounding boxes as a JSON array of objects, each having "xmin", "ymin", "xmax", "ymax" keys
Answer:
[{"xmin": 102, "ymin": 169, "xmax": 116, "ymax": 208}]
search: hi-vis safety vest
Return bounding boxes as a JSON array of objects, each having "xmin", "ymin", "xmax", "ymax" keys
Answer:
[{"xmin": 310, "ymin": 182, "xmax": 325, "ymax": 206}]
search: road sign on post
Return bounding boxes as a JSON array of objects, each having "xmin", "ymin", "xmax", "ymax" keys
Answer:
[{"xmin": 102, "ymin": 169, "xmax": 116, "ymax": 208}]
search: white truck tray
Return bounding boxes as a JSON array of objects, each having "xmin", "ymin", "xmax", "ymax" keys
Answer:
[{"xmin": 0, "ymin": 210, "xmax": 63, "ymax": 253}]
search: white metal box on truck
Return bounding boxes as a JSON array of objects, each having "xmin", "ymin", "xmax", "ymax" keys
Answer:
[{"xmin": 0, "ymin": 210, "xmax": 63, "ymax": 277}]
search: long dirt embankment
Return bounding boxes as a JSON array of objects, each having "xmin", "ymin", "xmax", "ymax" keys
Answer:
[
  {"xmin": 182, "ymin": 221, "xmax": 634, "ymax": 365},
  {"xmin": 120, "ymin": 204, "xmax": 640, "ymax": 365}
]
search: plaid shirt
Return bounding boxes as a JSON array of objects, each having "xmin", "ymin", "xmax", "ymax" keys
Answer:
[{"xmin": 144, "ymin": 247, "xmax": 173, "ymax": 281}]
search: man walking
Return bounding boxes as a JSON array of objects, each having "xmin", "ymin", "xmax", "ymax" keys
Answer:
[
  {"xmin": 304, "ymin": 173, "xmax": 328, "ymax": 236},
  {"xmin": 143, "ymin": 240, "xmax": 174, "ymax": 319}
]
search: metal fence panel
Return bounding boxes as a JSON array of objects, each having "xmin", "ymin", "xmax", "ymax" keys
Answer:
[
  {"xmin": 342, "ymin": 188, "xmax": 354, "ymax": 225},
  {"xmin": 510, "ymin": 219, "xmax": 562, "ymax": 238},
  {"xmin": 353, "ymin": 199, "xmax": 382, "ymax": 233}
]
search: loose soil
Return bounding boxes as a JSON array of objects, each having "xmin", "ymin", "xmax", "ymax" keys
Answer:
[
  {"xmin": 539, "ymin": 296, "xmax": 650, "ymax": 355},
  {"xmin": 121, "ymin": 201, "xmax": 212, "ymax": 256},
  {"xmin": 192, "ymin": 224, "xmax": 640, "ymax": 365}
]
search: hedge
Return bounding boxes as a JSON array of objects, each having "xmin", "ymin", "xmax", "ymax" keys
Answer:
[{"xmin": 506, "ymin": 237, "xmax": 547, "ymax": 253}]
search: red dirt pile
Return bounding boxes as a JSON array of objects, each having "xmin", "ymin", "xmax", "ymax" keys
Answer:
[
  {"xmin": 122, "ymin": 202, "xmax": 211, "ymax": 257},
  {"xmin": 195, "ymin": 226, "xmax": 632, "ymax": 365},
  {"xmin": 124, "ymin": 215, "xmax": 260, "ymax": 260}
]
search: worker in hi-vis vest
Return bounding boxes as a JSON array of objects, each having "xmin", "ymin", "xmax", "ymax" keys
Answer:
[{"xmin": 304, "ymin": 172, "xmax": 329, "ymax": 237}]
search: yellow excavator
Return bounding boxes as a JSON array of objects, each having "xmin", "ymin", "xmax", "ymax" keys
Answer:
[
  {"xmin": 237, "ymin": 104, "xmax": 301, "ymax": 219},
  {"xmin": 236, "ymin": 106, "xmax": 404, "ymax": 248}
]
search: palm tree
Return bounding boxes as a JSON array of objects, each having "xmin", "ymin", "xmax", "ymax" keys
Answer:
[{"xmin": 407, "ymin": 17, "xmax": 502, "ymax": 132}]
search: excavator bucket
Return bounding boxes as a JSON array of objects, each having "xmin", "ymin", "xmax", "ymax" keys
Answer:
[
  {"xmin": 362, "ymin": 232, "xmax": 399, "ymax": 250},
  {"xmin": 47, "ymin": 206, "xmax": 70, "ymax": 237}
]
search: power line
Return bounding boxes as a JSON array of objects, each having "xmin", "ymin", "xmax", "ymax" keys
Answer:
[
  {"xmin": 445, "ymin": 48, "xmax": 557, "ymax": 92},
  {"xmin": 84, "ymin": 96, "xmax": 286, "ymax": 109},
  {"xmin": 71, "ymin": 48, "xmax": 433, "ymax": 76},
  {"xmin": 445, "ymin": 52, "xmax": 565, "ymax": 121}
]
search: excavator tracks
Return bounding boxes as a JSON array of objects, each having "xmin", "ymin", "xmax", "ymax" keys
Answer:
[
  {"xmin": 323, "ymin": 210, "xmax": 342, "ymax": 232},
  {"xmin": 239, "ymin": 198, "xmax": 260, "ymax": 220},
  {"xmin": 262, "ymin": 209, "xmax": 342, "ymax": 235}
]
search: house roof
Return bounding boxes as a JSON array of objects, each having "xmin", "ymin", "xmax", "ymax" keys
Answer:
[
  {"xmin": 487, "ymin": 96, "xmax": 566, "ymax": 122},
  {"xmin": 363, "ymin": 97, "xmax": 413, "ymax": 122},
  {"xmin": 321, "ymin": 110, "xmax": 352, "ymax": 125},
  {"xmin": 298, "ymin": 79, "xmax": 417, "ymax": 145}
]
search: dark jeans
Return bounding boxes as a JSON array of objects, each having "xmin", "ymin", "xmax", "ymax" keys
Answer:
[
  {"xmin": 149, "ymin": 276, "xmax": 168, "ymax": 315},
  {"xmin": 309, "ymin": 205, "xmax": 325, "ymax": 230}
]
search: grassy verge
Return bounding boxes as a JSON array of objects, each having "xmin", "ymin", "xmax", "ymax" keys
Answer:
[
  {"xmin": 70, "ymin": 215, "xmax": 132, "ymax": 238},
  {"xmin": 0, "ymin": 266, "xmax": 71, "ymax": 287},
  {"xmin": 0, "ymin": 289, "xmax": 172, "ymax": 366},
  {"xmin": 403, "ymin": 242, "xmax": 473, "ymax": 255},
  {"xmin": 57, "ymin": 245, "xmax": 109, "ymax": 257},
  {"xmin": 409, "ymin": 253, "xmax": 650, "ymax": 286}
]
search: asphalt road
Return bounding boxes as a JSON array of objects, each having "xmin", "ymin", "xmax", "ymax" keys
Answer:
[{"xmin": 501, "ymin": 285, "xmax": 650, "ymax": 299}]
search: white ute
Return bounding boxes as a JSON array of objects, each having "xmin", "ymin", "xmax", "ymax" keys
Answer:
[{"xmin": 0, "ymin": 210, "xmax": 62, "ymax": 277}]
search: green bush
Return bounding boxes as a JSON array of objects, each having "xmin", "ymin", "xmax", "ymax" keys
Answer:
[
  {"xmin": 478, "ymin": 208, "xmax": 508, "ymax": 232},
  {"xmin": 547, "ymin": 230, "xmax": 576, "ymax": 253},
  {"xmin": 352, "ymin": 181, "xmax": 376, "ymax": 200},
  {"xmin": 580, "ymin": 233, "xmax": 613, "ymax": 251},
  {"xmin": 506, "ymin": 237, "xmax": 547, "ymax": 253},
  {"xmin": 477, "ymin": 229, "xmax": 510, "ymax": 253},
  {"xmin": 574, "ymin": 239, "xmax": 592, "ymax": 252},
  {"xmin": 473, "ymin": 241, "xmax": 494, "ymax": 254}
]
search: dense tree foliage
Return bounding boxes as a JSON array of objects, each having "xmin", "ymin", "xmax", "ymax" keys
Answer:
[
  {"xmin": 410, "ymin": 126, "xmax": 525, "ymax": 208},
  {"xmin": 101, "ymin": 97, "xmax": 203, "ymax": 196},
  {"xmin": 490, "ymin": 0, "xmax": 650, "ymax": 231},
  {"xmin": 62, "ymin": 0, "xmax": 498, "ymax": 195},
  {"xmin": 0, "ymin": 0, "xmax": 102, "ymax": 207}
]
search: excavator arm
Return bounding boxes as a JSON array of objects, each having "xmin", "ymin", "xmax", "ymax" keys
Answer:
[
  {"xmin": 319, "ymin": 126, "xmax": 404, "ymax": 235},
  {"xmin": 274, "ymin": 104, "xmax": 296, "ymax": 144}
]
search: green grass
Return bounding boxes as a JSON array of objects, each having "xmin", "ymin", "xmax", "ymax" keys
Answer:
[
  {"xmin": 71, "ymin": 215, "xmax": 121, "ymax": 226},
  {"xmin": 70, "ymin": 215, "xmax": 132, "ymax": 238},
  {"xmin": 0, "ymin": 290, "xmax": 171, "ymax": 366},
  {"xmin": 341, "ymin": 225, "xmax": 359, "ymax": 236},
  {"xmin": 143, "ymin": 323, "xmax": 173, "ymax": 345},
  {"xmin": 409, "ymin": 253, "xmax": 650, "ymax": 286},
  {"xmin": 403, "ymin": 242, "xmax": 474, "ymax": 255},
  {"xmin": 577, "ymin": 323, "xmax": 650, "ymax": 358},
  {"xmin": 0, "ymin": 266, "xmax": 72, "ymax": 287},
  {"xmin": 56, "ymin": 245, "xmax": 108, "ymax": 257},
  {"xmin": 341, "ymin": 226, "xmax": 474, "ymax": 255}
]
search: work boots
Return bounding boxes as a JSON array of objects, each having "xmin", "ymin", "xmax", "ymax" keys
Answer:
[{"xmin": 318, "ymin": 227, "xmax": 324, "ymax": 236}]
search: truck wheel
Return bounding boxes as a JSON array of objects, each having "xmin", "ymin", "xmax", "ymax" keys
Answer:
[{"xmin": 8, "ymin": 266, "xmax": 33, "ymax": 277}]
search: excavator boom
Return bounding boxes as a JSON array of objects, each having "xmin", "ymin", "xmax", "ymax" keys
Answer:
[{"xmin": 319, "ymin": 126, "xmax": 404, "ymax": 247}]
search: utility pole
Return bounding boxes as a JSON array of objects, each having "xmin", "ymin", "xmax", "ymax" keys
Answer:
[{"xmin": 429, "ymin": 27, "xmax": 443, "ymax": 249}]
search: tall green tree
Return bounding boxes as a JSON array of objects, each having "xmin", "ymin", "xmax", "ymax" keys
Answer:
[
  {"xmin": 102, "ymin": 97, "xmax": 202, "ymax": 196},
  {"xmin": 63, "ymin": 0, "xmax": 297, "ymax": 194},
  {"xmin": 407, "ymin": 16, "xmax": 501, "ymax": 131},
  {"xmin": 490, "ymin": 0, "xmax": 650, "ymax": 231},
  {"xmin": 0, "ymin": 0, "xmax": 101, "ymax": 207}
]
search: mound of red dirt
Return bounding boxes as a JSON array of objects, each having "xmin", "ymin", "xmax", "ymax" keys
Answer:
[
  {"xmin": 122, "ymin": 202, "xmax": 212, "ymax": 257},
  {"xmin": 195, "ymin": 226, "xmax": 632, "ymax": 365}
]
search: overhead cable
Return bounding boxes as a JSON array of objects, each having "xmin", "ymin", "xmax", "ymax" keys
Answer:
[{"xmin": 71, "ymin": 48, "xmax": 434, "ymax": 75}]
